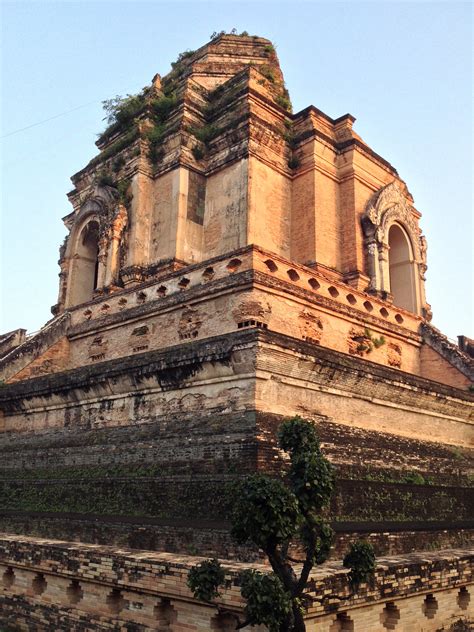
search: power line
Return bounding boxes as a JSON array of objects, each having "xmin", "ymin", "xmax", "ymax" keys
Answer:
[{"xmin": 1, "ymin": 101, "xmax": 99, "ymax": 140}]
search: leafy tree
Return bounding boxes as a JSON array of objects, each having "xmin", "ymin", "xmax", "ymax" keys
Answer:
[{"xmin": 187, "ymin": 417, "xmax": 376, "ymax": 631}]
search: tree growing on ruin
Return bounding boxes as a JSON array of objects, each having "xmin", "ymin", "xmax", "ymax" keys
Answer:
[{"xmin": 187, "ymin": 417, "xmax": 376, "ymax": 631}]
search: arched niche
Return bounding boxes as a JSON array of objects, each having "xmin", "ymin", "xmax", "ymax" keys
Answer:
[
  {"xmin": 362, "ymin": 181, "xmax": 428, "ymax": 317},
  {"xmin": 388, "ymin": 223, "xmax": 419, "ymax": 313},
  {"xmin": 68, "ymin": 219, "xmax": 100, "ymax": 306},
  {"xmin": 55, "ymin": 183, "xmax": 129, "ymax": 313}
]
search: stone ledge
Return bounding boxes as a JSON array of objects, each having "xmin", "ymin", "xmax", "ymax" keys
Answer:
[
  {"xmin": 0, "ymin": 533, "xmax": 472, "ymax": 617},
  {"xmin": 1, "ymin": 329, "xmax": 472, "ymax": 405}
]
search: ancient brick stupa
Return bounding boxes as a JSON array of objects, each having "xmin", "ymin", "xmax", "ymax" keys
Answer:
[{"xmin": 0, "ymin": 34, "xmax": 472, "ymax": 630}]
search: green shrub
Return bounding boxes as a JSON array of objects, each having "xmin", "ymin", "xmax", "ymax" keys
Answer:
[
  {"xmin": 288, "ymin": 156, "xmax": 301, "ymax": 170},
  {"xmin": 189, "ymin": 124, "xmax": 221, "ymax": 146},
  {"xmin": 343, "ymin": 541, "xmax": 376, "ymax": 587},
  {"xmin": 401, "ymin": 472, "xmax": 426, "ymax": 485},
  {"xmin": 171, "ymin": 49, "xmax": 195, "ymax": 68},
  {"xmin": 97, "ymin": 171, "xmax": 115, "ymax": 188},
  {"xmin": 117, "ymin": 179, "xmax": 131, "ymax": 204},
  {"xmin": 187, "ymin": 558, "xmax": 225, "ymax": 601},
  {"xmin": 145, "ymin": 125, "xmax": 166, "ymax": 164},
  {"xmin": 276, "ymin": 94, "xmax": 292, "ymax": 111},
  {"xmin": 230, "ymin": 474, "xmax": 300, "ymax": 549},
  {"xmin": 192, "ymin": 146, "xmax": 205, "ymax": 160},
  {"xmin": 150, "ymin": 94, "xmax": 177, "ymax": 123},
  {"xmin": 240, "ymin": 570, "xmax": 292, "ymax": 632},
  {"xmin": 112, "ymin": 156, "xmax": 125, "ymax": 173},
  {"xmin": 260, "ymin": 65, "xmax": 276, "ymax": 83},
  {"xmin": 100, "ymin": 91, "xmax": 147, "ymax": 139},
  {"xmin": 88, "ymin": 127, "xmax": 140, "ymax": 169}
]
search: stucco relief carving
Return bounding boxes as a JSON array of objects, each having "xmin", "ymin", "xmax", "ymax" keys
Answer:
[
  {"xmin": 366, "ymin": 181, "xmax": 411, "ymax": 225},
  {"xmin": 387, "ymin": 342, "xmax": 402, "ymax": 368},
  {"xmin": 58, "ymin": 236, "xmax": 68, "ymax": 262},
  {"xmin": 419, "ymin": 235, "xmax": 428, "ymax": 279},
  {"xmin": 364, "ymin": 181, "xmax": 422, "ymax": 252},
  {"xmin": 348, "ymin": 328, "xmax": 372, "ymax": 357},
  {"xmin": 232, "ymin": 300, "xmax": 272, "ymax": 324},
  {"xmin": 88, "ymin": 335, "xmax": 108, "ymax": 361},
  {"xmin": 130, "ymin": 324, "xmax": 151, "ymax": 352},
  {"xmin": 299, "ymin": 310, "xmax": 323, "ymax": 345},
  {"xmin": 178, "ymin": 307, "xmax": 204, "ymax": 340}
]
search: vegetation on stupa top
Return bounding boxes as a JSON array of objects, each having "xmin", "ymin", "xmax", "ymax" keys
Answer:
[
  {"xmin": 85, "ymin": 86, "xmax": 178, "ymax": 172},
  {"xmin": 89, "ymin": 33, "xmax": 292, "ymax": 173},
  {"xmin": 187, "ymin": 417, "xmax": 376, "ymax": 632},
  {"xmin": 95, "ymin": 45, "xmax": 191, "ymax": 162},
  {"xmin": 100, "ymin": 91, "xmax": 149, "ymax": 140}
]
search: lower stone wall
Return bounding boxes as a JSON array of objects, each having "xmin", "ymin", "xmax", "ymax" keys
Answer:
[
  {"xmin": 0, "ymin": 412, "xmax": 471, "ymax": 561},
  {"xmin": 0, "ymin": 534, "xmax": 472, "ymax": 631},
  {"xmin": 0, "ymin": 415, "xmax": 471, "ymax": 581}
]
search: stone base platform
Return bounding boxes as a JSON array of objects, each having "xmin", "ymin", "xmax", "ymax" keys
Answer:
[{"xmin": 0, "ymin": 534, "xmax": 472, "ymax": 631}]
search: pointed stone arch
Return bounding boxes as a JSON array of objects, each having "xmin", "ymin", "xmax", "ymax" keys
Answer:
[
  {"xmin": 66, "ymin": 217, "xmax": 101, "ymax": 306},
  {"xmin": 62, "ymin": 184, "xmax": 129, "ymax": 308},
  {"xmin": 362, "ymin": 181, "xmax": 428, "ymax": 316},
  {"xmin": 388, "ymin": 223, "xmax": 419, "ymax": 313}
]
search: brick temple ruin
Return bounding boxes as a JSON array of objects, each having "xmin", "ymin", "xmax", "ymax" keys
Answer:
[{"xmin": 0, "ymin": 34, "xmax": 472, "ymax": 631}]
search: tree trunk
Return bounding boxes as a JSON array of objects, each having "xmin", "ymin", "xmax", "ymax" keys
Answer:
[{"xmin": 291, "ymin": 605, "xmax": 306, "ymax": 632}]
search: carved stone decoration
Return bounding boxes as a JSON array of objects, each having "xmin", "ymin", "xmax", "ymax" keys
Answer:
[
  {"xmin": 366, "ymin": 181, "xmax": 411, "ymax": 227},
  {"xmin": 58, "ymin": 236, "xmax": 69, "ymax": 263},
  {"xmin": 79, "ymin": 184, "xmax": 121, "ymax": 239},
  {"xmin": 348, "ymin": 328, "xmax": 372, "ymax": 357},
  {"xmin": 121, "ymin": 266, "xmax": 145, "ymax": 287},
  {"xmin": 419, "ymin": 235, "xmax": 428, "ymax": 280},
  {"xmin": 130, "ymin": 324, "xmax": 151, "ymax": 353},
  {"xmin": 299, "ymin": 310, "xmax": 323, "ymax": 345},
  {"xmin": 52, "ymin": 236, "xmax": 71, "ymax": 314},
  {"xmin": 29, "ymin": 359, "xmax": 55, "ymax": 376},
  {"xmin": 178, "ymin": 307, "xmax": 203, "ymax": 340},
  {"xmin": 104, "ymin": 203, "xmax": 129, "ymax": 288},
  {"xmin": 348, "ymin": 327, "xmax": 385, "ymax": 357},
  {"xmin": 387, "ymin": 342, "xmax": 402, "ymax": 368},
  {"xmin": 362, "ymin": 181, "xmax": 428, "ymax": 316},
  {"xmin": 88, "ymin": 335, "xmax": 108, "ymax": 361},
  {"xmin": 232, "ymin": 300, "xmax": 272, "ymax": 324}
]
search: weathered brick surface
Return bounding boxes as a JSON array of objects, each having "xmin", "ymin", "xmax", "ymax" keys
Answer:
[
  {"xmin": 0, "ymin": 407, "xmax": 471, "ymax": 560},
  {"xmin": 0, "ymin": 33, "xmax": 473, "ymax": 629}
]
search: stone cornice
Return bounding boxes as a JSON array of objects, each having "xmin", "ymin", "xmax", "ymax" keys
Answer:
[
  {"xmin": 0, "ymin": 314, "xmax": 70, "ymax": 381},
  {"xmin": 422, "ymin": 323, "xmax": 474, "ymax": 381},
  {"xmin": 256, "ymin": 331, "xmax": 474, "ymax": 403},
  {"xmin": 0, "ymin": 329, "xmax": 472, "ymax": 410},
  {"xmin": 0, "ymin": 534, "xmax": 472, "ymax": 615}
]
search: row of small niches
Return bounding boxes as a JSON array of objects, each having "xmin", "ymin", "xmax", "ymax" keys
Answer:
[
  {"xmin": 1, "ymin": 566, "xmax": 471, "ymax": 627},
  {"xmin": 262, "ymin": 257, "xmax": 405, "ymax": 325},
  {"xmin": 82, "ymin": 255, "xmax": 405, "ymax": 325},
  {"xmin": 82, "ymin": 257, "xmax": 245, "ymax": 321}
]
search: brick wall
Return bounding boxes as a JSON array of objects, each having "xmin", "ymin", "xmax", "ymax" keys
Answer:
[
  {"xmin": 0, "ymin": 409, "xmax": 471, "ymax": 559},
  {"xmin": 0, "ymin": 535, "xmax": 472, "ymax": 631}
]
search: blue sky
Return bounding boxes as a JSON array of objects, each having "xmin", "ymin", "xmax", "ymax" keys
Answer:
[{"xmin": 1, "ymin": 1, "xmax": 472, "ymax": 341}]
